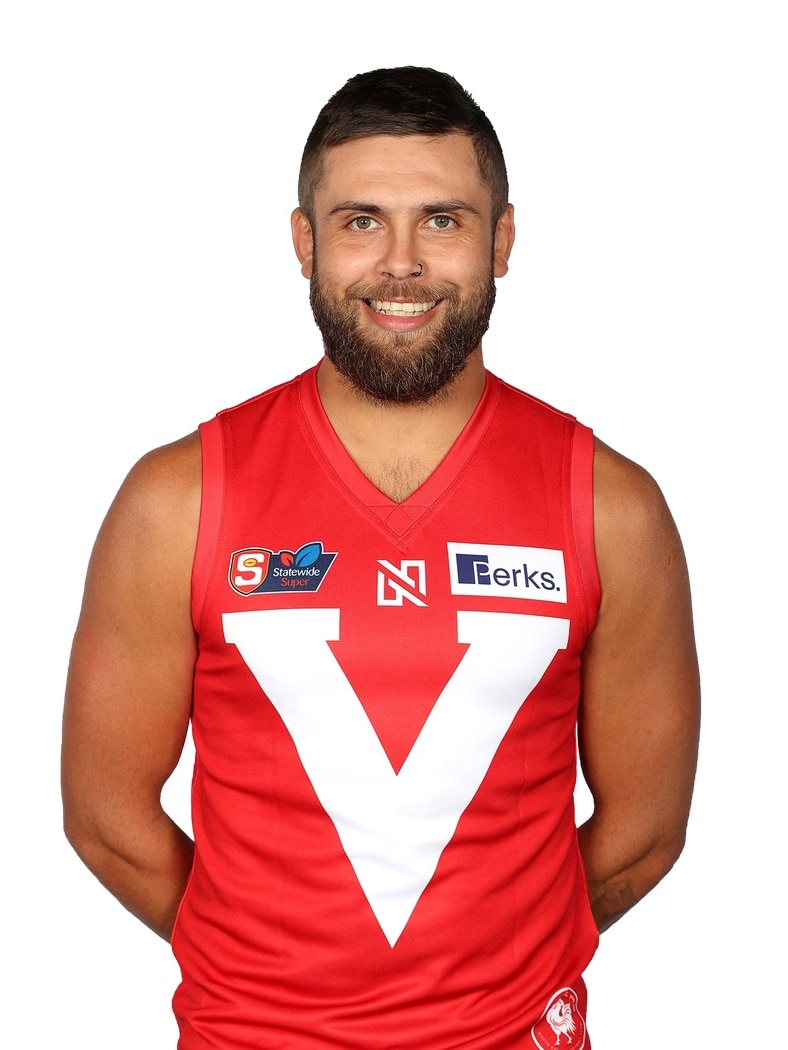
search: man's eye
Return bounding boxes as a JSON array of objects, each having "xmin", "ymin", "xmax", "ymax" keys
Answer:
[
  {"xmin": 428, "ymin": 215, "xmax": 455, "ymax": 229},
  {"xmin": 349, "ymin": 216, "xmax": 377, "ymax": 231}
]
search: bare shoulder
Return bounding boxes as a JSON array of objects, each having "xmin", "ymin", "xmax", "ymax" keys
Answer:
[
  {"xmin": 109, "ymin": 430, "xmax": 202, "ymax": 528},
  {"xmin": 134, "ymin": 428, "xmax": 202, "ymax": 479},
  {"xmin": 91, "ymin": 431, "xmax": 202, "ymax": 571},
  {"xmin": 593, "ymin": 436, "xmax": 665, "ymax": 510},
  {"xmin": 73, "ymin": 430, "xmax": 203, "ymax": 656},
  {"xmin": 586, "ymin": 435, "xmax": 698, "ymax": 678},
  {"xmin": 592, "ymin": 437, "xmax": 687, "ymax": 598}
]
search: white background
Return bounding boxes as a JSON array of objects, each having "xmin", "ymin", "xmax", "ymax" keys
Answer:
[{"xmin": 2, "ymin": 2, "xmax": 785, "ymax": 1046}]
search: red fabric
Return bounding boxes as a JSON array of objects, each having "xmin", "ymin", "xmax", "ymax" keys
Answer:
[{"xmin": 172, "ymin": 366, "xmax": 600, "ymax": 1048}]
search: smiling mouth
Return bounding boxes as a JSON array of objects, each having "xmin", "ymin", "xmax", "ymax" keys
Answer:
[{"xmin": 366, "ymin": 299, "xmax": 438, "ymax": 316}]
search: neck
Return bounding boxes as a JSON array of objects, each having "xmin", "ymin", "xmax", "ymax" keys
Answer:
[{"xmin": 316, "ymin": 351, "xmax": 487, "ymax": 503}]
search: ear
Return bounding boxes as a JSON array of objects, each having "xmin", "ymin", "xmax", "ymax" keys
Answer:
[
  {"xmin": 492, "ymin": 204, "xmax": 515, "ymax": 278},
  {"xmin": 291, "ymin": 208, "xmax": 314, "ymax": 279}
]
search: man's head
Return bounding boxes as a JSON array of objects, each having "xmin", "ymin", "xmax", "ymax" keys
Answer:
[
  {"xmin": 292, "ymin": 68, "xmax": 514, "ymax": 404},
  {"xmin": 298, "ymin": 66, "xmax": 509, "ymax": 231}
]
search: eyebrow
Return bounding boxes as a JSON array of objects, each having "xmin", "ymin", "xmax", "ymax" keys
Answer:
[{"xmin": 327, "ymin": 200, "xmax": 483, "ymax": 218}]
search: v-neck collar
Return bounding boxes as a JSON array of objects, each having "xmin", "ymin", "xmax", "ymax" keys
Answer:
[{"xmin": 298, "ymin": 364, "xmax": 500, "ymax": 539}]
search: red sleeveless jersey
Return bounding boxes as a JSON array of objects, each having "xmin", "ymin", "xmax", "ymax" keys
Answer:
[{"xmin": 172, "ymin": 366, "xmax": 601, "ymax": 1049}]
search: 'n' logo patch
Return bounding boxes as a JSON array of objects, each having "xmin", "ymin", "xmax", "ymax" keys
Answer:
[{"xmin": 376, "ymin": 559, "xmax": 427, "ymax": 606}]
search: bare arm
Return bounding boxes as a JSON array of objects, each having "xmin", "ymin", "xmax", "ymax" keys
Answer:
[
  {"xmin": 61, "ymin": 433, "xmax": 201, "ymax": 940},
  {"xmin": 578, "ymin": 439, "xmax": 700, "ymax": 932}
]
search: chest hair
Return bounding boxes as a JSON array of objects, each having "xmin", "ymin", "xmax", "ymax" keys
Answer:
[{"xmin": 365, "ymin": 455, "xmax": 440, "ymax": 504}]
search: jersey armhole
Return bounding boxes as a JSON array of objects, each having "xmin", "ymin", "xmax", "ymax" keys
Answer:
[
  {"xmin": 191, "ymin": 415, "xmax": 226, "ymax": 631},
  {"xmin": 570, "ymin": 422, "xmax": 601, "ymax": 634}
]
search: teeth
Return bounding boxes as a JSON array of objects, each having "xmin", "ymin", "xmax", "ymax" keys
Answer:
[{"xmin": 368, "ymin": 299, "xmax": 437, "ymax": 316}]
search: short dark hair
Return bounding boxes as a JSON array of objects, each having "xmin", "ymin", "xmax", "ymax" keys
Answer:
[{"xmin": 298, "ymin": 66, "xmax": 509, "ymax": 226}]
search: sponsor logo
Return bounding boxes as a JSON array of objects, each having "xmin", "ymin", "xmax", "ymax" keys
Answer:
[
  {"xmin": 229, "ymin": 542, "xmax": 337, "ymax": 596},
  {"xmin": 377, "ymin": 559, "xmax": 427, "ymax": 606},
  {"xmin": 531, "ymin": 987, "xmax": 587, "ymax": 1049},
  {"xmin": 448, "ymin": 542, "xmax": 567, "ymax": 603}
]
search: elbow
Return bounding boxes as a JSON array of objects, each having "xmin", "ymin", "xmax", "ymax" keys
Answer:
[
  {"xmin": 628, "ymin": 822, "xmax": 691, "ymax": 909},
  {"xmin": 580, "ymin": 810, "xmax": 692, "ymax": 932},
  {"xmin": 62, "ymin": 789, "xmax": 81, "ymax": 851},
  {"xmin": 62, "ymin": 803, "xmax": 102, "ymax": 869},
  {"xmin": 632, "ymin": 816, "xmax": 691, "ymax": 891},
  {"xmin": 651, "ymin": 824, "xmax": 689, "ymax": 884},
  {"xmin": 61, "ymin": 785, "xmax": 123, "ymax": 875}
]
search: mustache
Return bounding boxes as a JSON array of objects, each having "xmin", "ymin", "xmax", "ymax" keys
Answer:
[{"xmin": 345, "ymin": 279, "xmax": 457, "ymax": 304}]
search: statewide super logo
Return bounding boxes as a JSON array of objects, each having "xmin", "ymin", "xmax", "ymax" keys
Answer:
[
  {"xmin": 448, "ymin": 542, "xmax": 567, "ymax": 603},
  {"xmin": 229, "ymin": 542, "xmax": 337, "ymax": 596}
]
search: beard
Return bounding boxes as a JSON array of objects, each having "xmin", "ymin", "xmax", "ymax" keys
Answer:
[{"xmin": 309, "ymin": 271, "xmax": 496, "ymax": 404}]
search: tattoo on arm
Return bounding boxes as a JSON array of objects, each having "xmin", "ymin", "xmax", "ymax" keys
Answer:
[{"xmin": 589, "ymin": 878, "xmax": 637, "ymax": 932}]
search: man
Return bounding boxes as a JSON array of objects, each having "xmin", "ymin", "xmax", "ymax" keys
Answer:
[{"xmin": 62, "ymin": 66, "xmax": 700, "ymax": 1048}]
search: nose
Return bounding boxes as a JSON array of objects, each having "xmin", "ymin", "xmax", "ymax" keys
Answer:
[
  {"xmin": 379, "ymin": 229, "xmax": 423, "ymax": 280},
  {"xmin": 382, "ymin": 261, "xmax": 423, "ymax": 279}
]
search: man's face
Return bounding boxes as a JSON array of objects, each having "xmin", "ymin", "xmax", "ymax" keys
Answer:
[{"xmin": 292, "ymin": 134, "xmax": 514, "ymax": 403}]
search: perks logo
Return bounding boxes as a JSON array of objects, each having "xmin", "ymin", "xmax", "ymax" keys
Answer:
[
  {"xmin": 448, "ymin": 542, "xmax": 567, "ymax": 603},
  {"xmin": 229, "ymin": 542, "xmax": 337, "ymax": 596}
]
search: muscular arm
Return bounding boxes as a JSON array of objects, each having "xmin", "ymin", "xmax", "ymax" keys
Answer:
[
  {"xmin": 578, "ymin": 439, "xmax": 700, "ymax": 932},
  {"xmin": 61, "ymin": 433, "xmax": 201, "ymax": 941}
]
